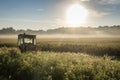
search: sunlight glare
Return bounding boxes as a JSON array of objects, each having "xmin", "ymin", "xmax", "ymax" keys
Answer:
[{"xmin": 66, "ymin": 4, "xmax": 88, "ymax": 27}]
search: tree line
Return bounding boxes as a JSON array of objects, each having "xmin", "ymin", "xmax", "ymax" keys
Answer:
[{"xmin": 0, "ymin": 25, "xmax": 120, "ymax": 35}]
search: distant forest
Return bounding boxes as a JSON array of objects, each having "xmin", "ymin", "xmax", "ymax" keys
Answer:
[{"xmin": 0, "ymin": 25, "xmax": 120, "ymax": 36}]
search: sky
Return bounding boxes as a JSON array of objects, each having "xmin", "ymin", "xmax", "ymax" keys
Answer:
[{"xmin": 0, "ymin": 0, "xmax": 120, "ymax": 30}]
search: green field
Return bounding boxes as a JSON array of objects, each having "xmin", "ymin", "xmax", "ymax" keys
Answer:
[
  {"xmin": 0, "ymin": 48, "xmax": 120, "ymax": 80},
  {"xmin": 0, "ymin": 37, "xmax": 120, "ymax": 80},
  {"xmin": 0, "ymin": 37, "xmax": 120, "ymax": 56}
]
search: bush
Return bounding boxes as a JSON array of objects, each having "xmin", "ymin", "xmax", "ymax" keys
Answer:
[
  {"xmin": 0, "ymin": 48, "xmax": 120, "ymax": 80},
  {"xmin": 0, "ymin": 48, "xmax": 33, "ymax": 80}
]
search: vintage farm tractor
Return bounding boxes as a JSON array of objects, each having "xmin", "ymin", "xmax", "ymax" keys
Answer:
[{"xmin": 17, "ymin": 33, "xmax": 37, "ymax": 52}]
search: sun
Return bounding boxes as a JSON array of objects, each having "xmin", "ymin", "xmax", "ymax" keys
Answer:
[{"xmin": 66, "ymin": 4, "xmax": 88, "ymax": 27}]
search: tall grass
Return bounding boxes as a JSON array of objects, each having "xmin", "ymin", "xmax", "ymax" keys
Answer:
[
  {"xmin": 0, "ymin": 48, "xmax": 120, "ymax": 80},
  {"xmin": 37, "ymin": 38, "xmax": 120, "ymax": 57},
  {"xmin": 0, "ymin": 38, "xmax": 120, "ymax": 56}
]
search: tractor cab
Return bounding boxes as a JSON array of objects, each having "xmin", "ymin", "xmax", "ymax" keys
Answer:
[{"xmin": 17, "ymin": 33, "xmax": 37, "ymax": 52}]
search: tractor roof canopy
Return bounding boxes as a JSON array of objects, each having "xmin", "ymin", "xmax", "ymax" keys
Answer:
[{"xmin": 18, "ymin": 33, "xmax": 36, "ymax": 39}]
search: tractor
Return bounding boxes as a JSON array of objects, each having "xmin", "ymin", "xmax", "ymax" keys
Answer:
[{"xmin": 17, "ymin": 33, "xmax": 37, "ymax": 52}]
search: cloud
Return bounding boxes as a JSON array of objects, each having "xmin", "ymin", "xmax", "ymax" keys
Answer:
[
  {"xmin": 89, "ymin": 10, "xmax": 110, "ymax": 17},
  {"xmin": 68, "ymin": 0, "xmax": 90, "ymax": 2},
  {"xmin": 0, "ymin": 18, "xmax": 40, "ymax": 23},
  {"xmin": 93, "ymin": 0, "xmax": 120, "ymax": 5},
  {"xmin": 0, "ymin": 18, "xmax": 63, "ymax": 30},
  {"xmin": 0, "ymin": 18, "xmax": 64, "ymax": 25},
  {"xmin": 81, "ymin": 0, "xmax": 90, "ymax": 1},
  {"xmin": 80, "ymin": 0, "xmax": 118, "ymax": 17},
  {"xmin": 79, "ymin": 0, "xmax": 120, "ymax": 4},
  {"xmin": 36, "ymin": 9, "xmax": 44, "ymax": 11}
]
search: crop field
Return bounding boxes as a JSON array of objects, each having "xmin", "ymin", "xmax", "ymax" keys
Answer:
[
  {"xmin": 0, "ymin": 37, "xmax": 120, "ymax": 56},
  {"xmin": 0, "ymin": 37, "xmax": 120, "ymax": 80}
]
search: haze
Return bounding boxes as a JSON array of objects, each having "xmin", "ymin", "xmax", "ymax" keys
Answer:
[{"xmin": 0, "ymin": 0, "xmax": 120, "ymax": 30}]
